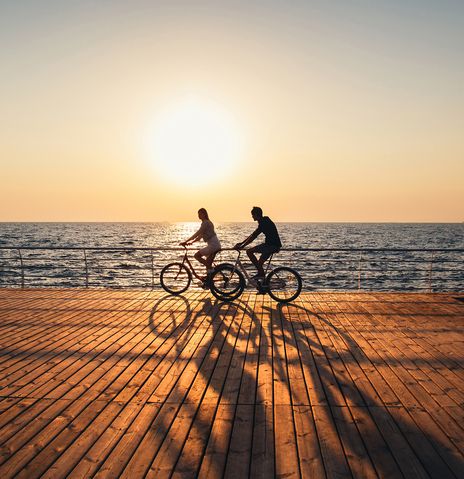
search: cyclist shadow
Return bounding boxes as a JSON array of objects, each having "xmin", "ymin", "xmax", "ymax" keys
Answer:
[
  {"xmin": 141, "ymin": 293, "xmax": 463, "ymax": 478},
  {"xmin": 270, "ymin": 300, "xmax": 464, "ymax": 478},
  {"xmin": 142, "ymin": 292, "xmax": 267, "ymax": 476}
]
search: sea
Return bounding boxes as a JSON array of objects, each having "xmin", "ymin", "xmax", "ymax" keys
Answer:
[{"xmin": 0, "ymin": 223, "xmax": 463, "ymax": 291}]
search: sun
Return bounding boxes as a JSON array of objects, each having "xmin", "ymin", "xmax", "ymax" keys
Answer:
[{"xmin": 149, "ymin": 99, "xmax": 243, "ymax": 186}]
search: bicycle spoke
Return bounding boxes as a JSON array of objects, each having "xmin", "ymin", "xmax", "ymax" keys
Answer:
[
  {"xmin": 160, "ymin": 263, "xmax": 191, "ymax": 294},
  {"xmin": 267, "ymin": 267, "xmax": 302, "ymax": 303},
  {"xmin": 211, "ymin": 264, "xmax": 245, "ymax": 301}
]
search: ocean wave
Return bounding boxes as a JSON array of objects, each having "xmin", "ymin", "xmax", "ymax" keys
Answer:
[{"xmin": 1, "ymin": 222, "xmax": 463, "ymax": 291}]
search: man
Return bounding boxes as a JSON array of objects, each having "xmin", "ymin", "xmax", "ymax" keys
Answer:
[{"xmin": 235, "ymin": 206, "xmax": 282, "ymax": 280}]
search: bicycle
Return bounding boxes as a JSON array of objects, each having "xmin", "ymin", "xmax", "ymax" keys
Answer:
[
  {"xmin": 210, "ymin": 248, "xmax": 302, "ymax": 303},
  {"xmin": 159, "ymin": 244, "xmax": 220, "ymax": 294}
]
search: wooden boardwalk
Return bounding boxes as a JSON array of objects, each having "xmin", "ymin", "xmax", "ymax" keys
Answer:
[{"xmin": 0, "ymin": 289, "xmax": 463, "ymax": 478}]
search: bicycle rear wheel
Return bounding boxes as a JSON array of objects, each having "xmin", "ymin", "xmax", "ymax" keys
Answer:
[
  {"xmin": 210, "ymin": 264, "xmax": 245, "ymax": 301},
  {"xmin": 160, "ymin": 263, "xmax": 192, "ymax": 294},
  {"xmin": 266, "ymin": 267, "xmax": 302, "ymax": 303}
]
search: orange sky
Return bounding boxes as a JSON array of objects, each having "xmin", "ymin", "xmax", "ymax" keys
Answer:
[{"xmin": 1, "ymin": 1, "xmax": 463, "ymax": 222}]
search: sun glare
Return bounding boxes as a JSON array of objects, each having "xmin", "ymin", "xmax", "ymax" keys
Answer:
[{"xmin": 149, "ymin": 99, "xmax": 243, "ymax": 186}]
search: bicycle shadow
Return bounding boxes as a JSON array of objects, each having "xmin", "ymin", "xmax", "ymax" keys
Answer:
[
  {"xmin": 96, "ymin": 292, "xmax": 463, "ymax": 478},
  {"xmin": 137, "ymin": 292, "xmax": 269, "ymax": 477}
]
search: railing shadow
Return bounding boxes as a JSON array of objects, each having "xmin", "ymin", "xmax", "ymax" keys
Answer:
[
  {"xmin": 131, "ymin": 294, "xmax": 464, "ymax": 477},
  {"xmin": 1, "ymin": 290, "xmax": 462, "ymax": 477},
  {"xmin": 276, "ymin": 300, "xmax": 464, "ymax": 478}
]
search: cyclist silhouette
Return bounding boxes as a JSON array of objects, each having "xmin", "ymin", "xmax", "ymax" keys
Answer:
[
  {"xmin": 234, "ymin": 206, "xmax": 282, "ymax": 280},
  {"xmin": 180, "ymin": 208, "xmax": 221, "ymax": 281}
]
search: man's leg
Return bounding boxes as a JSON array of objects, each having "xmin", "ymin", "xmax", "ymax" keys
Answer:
[
  {"xmin": 256, "ymin": 255, "xmax": 267, "ymax": 277},
  {"xmin": 247, "ymin": 247, "xmax": 265, "ymax": 277}
]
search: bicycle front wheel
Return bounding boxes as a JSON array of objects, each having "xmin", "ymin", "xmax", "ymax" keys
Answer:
[
  {"xmin": 266, "ymin": 267, "xmax": 302, "ymax": 303},
  {"xmin": 210, "ymin": 264, "xmax": 245, "ymax": 301},
  {"xmin": 160, "ymin": 263, "xmax": 192, "ymax": 294}
]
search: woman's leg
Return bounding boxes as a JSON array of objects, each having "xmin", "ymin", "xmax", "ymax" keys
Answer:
[
  {"xmin": 205, "ymin": 253, "xmax": 216, "ymax": 271},
  {"xmin": 194, "ymin": 250, "xmax": 208, "ymax": 268}
]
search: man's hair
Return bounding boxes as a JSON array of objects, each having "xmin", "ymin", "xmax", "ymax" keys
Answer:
[
  {"xmin": 251, "ymin": 206, "xmax": 263, "ymax": 217},
  {"xmin": 198, "ymin": 208, "xmax": 209, "ymax": 219}
]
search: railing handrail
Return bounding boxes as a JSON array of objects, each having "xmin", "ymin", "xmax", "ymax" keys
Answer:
[
  {"xmin": 1, "ymin": 244, "xmax": 462, "ymax": 291},
  {"xmin": 0, "ymin": 246, "xmax": 463, "ymax": 253}
]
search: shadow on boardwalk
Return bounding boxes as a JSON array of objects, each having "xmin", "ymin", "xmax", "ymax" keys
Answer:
[
  {"xmin": 119, "ymin": 294, "xmax": 464, "ymax": 478},
  {"xmin": 0, "ymin": 291, "xmax": 463, "ymax": 478}
]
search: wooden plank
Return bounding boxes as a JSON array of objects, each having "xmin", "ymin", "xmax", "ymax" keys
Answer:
[
  {"xmin": 357, "ymin": 299, "xmax": 464, "ymax": 409},
  {"xmin": 291, "ymin": 302, "xmax": 329, "ymax": 407},
  {"xmin": 172, "ymin": 298, "xmax": 253, "ymax": 477},
  {"xmin": 249, "ymin": 403, "xmax": 274, "ymax": 478},
  {"xmin": 170, "ymin": 404, "xmax": 217, "ymax": 479},
  {"xmin": 331, "ymin": 405, "xmax": 377, "ymax": 478},
  {"xmin": 0, "ymin": 289, "xmax": 463, "ymax": 478},
  {"xmin": 349, "ymin": 405, "xmax": 404, "ymax": 478},
  {"xmin": 222, "ymin": 296, "xmax": 259, "ymax": 478},
  {"xmin": 121, "ymin": 297, "xmax": 233, "ymax": 477},
  {"xmin": 223, "ymin": 404, "xmax": 255, "ymax": 479},
  {"xmin": 22, "ymin": 401, "xmax": 124, "ymax": 479},
  {"xmin": 312, "ymin": 405, "xmax": 352, "ymax": 478},
  {"xmin": 0, "ymin": 296, "xmax": 148, "ymax": 396},
  {"xmin": 249, "ymin": 295, "xmax": 275, "ymax": 478},
  {"xmin": 368, "ymin": 406, "xmax": 429, "ymax": 478},
  {"xmin": 294, "ymin": 304, "xmax": 347, "ymax": 407},
  {"xmin": 350, "ymin": 301, "xmax": 464, "ymax": 450},
  {"xmin": 255, "ymin": 294, "xmax": 274, "ymax": 406},
  {"xmin": 197, "ymin": 404, "xmax": 235, "ymax": 478},
  {"xmin": 271, "ymin": 303, "xmax": 300, "ymax": 478},
  {"xmin": 145, "ymin": 301, "xmax": 238, "ymax": 477},
  {"xmin": 64, "ymin": 402, "xmax": 142, "ymax": 478},
  {"xmin": 388, "ymin": 405, "xmax": 456, "ymax": 479}
]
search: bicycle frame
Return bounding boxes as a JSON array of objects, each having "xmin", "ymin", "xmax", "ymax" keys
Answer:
[
  {"xmin": 178, "ymin": 246, "xmax": 218, "ymax": 282},
  {"xmin": 229, "ymin": 249, "xmax": 275, "ymax": 284}
]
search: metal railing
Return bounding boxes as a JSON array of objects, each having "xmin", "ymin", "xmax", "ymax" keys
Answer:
[{"xmin": 0, "ymin": 246, "xmax": 463, "ymax": 292}]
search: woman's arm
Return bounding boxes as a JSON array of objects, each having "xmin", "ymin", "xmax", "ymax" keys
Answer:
[{"xmin": 180, "ymin": 223, "xmax": 205, "ymax": 245}]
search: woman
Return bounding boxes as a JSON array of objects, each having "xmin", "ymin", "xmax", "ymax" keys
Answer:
[{"xmin": 180, "ymin": 208, "xmax": 221, "ymax": 281}]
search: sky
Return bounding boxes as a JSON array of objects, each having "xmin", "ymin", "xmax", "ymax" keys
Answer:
[{"xmin": 1, "ymin": 0, "xmax": 463, "ymax": 222}]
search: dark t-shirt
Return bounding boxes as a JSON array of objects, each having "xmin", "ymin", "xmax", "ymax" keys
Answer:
[{"xmin": 257, "ymin": 216, "xmax": 282, "ymax": 247}]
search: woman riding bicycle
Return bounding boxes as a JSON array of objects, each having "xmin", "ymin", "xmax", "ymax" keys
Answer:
[{"xmin": 180, "ymin": 208, "xmax": 221, "ymax": 283}]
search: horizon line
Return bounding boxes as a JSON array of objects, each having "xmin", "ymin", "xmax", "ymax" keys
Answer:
[{"xmin": 1, "ymin": 220, "xmax": 463, "ymax": 224}]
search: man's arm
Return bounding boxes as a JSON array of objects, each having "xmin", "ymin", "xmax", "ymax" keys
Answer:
[{"xmin": 235, "ymin": 228, "xmax": 260, "ymax": 249}]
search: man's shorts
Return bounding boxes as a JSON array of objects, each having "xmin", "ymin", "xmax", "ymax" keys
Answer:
[
  {"xmin": 198, "ymin": 236, "xmax": 221, "ymax": 257},
  {"xmin": 248, "ymin": 243, "xmax": 280, "ymax": 261}
]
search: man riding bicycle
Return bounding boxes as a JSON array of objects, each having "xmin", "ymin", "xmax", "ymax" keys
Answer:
[{"xmin": 234, "ymin": 206, "xmax": 282, "ymax": 281}]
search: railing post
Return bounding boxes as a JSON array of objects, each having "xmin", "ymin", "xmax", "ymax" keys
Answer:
[
  {"xmin": 17, "ymin": 248, "xmax": 25, "ymax": 288},
  {"xmin": 151, "ymin": 250, "xmax": 155, "ymax": 289},
  {"xmin": 428, "ymin": 251, "xmax": 434, "ymax": 293},
  {"xmin": 83, "ymin": 249, "xmax": 89, "ymax": 288},
  {"xmin": 357, "ymin": 251, "xmax": 363, "ymax": 291}
]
